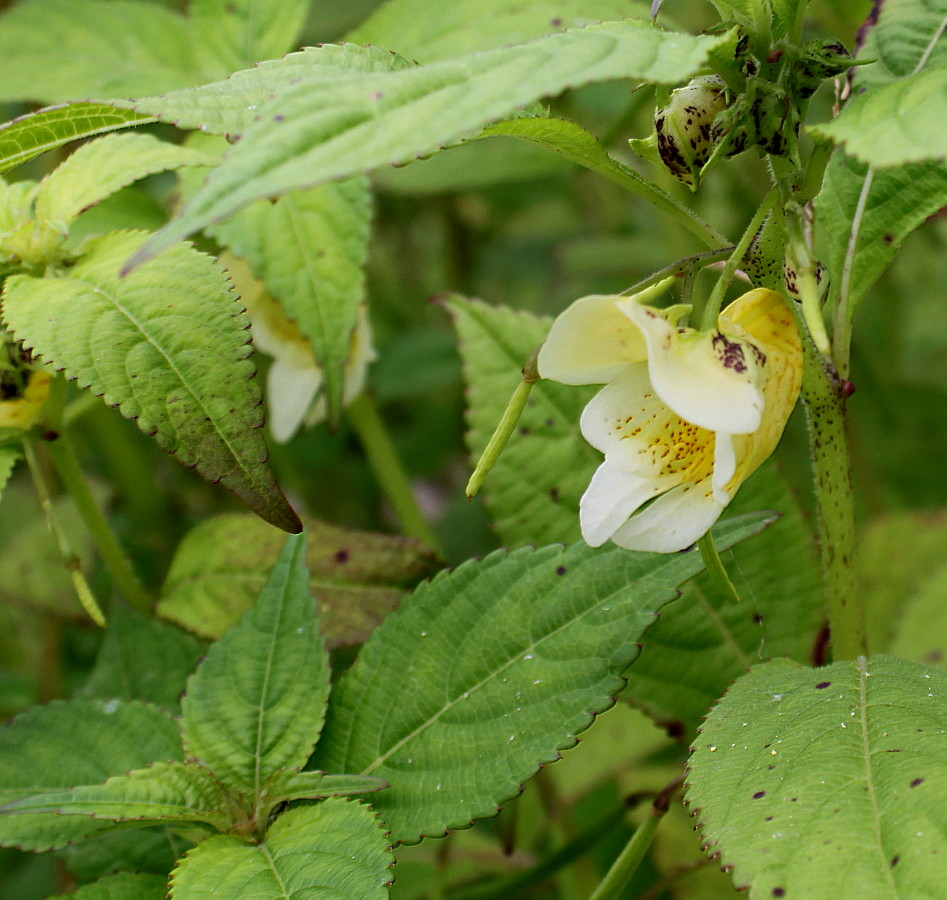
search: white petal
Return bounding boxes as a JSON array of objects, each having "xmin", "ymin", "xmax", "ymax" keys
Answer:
[
  {"xmin": 579, "ymin": 363, "xmax": 663, "ymax": 459},
  {"xmin": 609, "ymin": 483, "xmax": 727, "ymax": 553},
  {"xmin": 618, "ymin": 301, "xmax": 764, "ymax": 434},
  {"xmin": 538, "ymin": 295, "xmax": 647, "ymax": 385},
  {"xmin": 712, "ymin": 431, "xmax": 736, "ymax": 502},
  {"xmin": 579, "ymin": 459, "xmax": 667, "ymax": 547},
  {"xmin": 267, "ymin": 360, "xmax": 322, "ymax": 443}
]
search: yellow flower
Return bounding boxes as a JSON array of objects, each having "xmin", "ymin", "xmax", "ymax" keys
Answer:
[
  {"xmin": 537, "ymin": 283, "xmax": 802, "ymax": 552},
  {"xmin": 225, "ymin": 254, "xmax": 376, "ymax": 443},
  {"xmin": 0, "ymin": 370, "xmax": 51, "ymax": 430}
]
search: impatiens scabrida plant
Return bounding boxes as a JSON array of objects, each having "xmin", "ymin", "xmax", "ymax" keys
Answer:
[{"xmin": 0, "ymin": 0, "xmax": 944, "ymax": 897}]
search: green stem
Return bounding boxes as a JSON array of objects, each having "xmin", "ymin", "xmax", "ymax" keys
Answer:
[
  {"xmin": 346, "ymin": 392, "xmax": 444, "ymax": 556},
  {"xmin": 799, "ymin": 339, "xmax": 863, "ymax": 660},
  {"xmin": 42, "ymin": 429, "xmax": 152, "ymax": 615},
  {"xmin": 466, "ymin": 349, "xmax": 539, "ymax": 500},
  {"xmin": 619, "ymin": 248, "xmax": 733, "ymax": 298},
  {"xmin": 702, "ymin": 188, "xmax": 780, "ymax": 328},
  {"xmin": 698, "ymin": 533, "xmax": 743, "ymax": 605},
  {"xmin": 588, "ymin": 780, "xmax": 678, "ymax": 900}
]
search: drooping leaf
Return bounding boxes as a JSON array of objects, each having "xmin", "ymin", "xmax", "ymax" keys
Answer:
[
  {"xmin": 1, "ymin": 231, "xmax": 300, "ymax": 533},
  {"xmin": 263, "ymin": 770, "xmax": 388, "ymax": 802},
  {"xmin": 0, "ymin": 0, "xmax": 204, "ymax": 103},
  {"xmin": 687, "ymin": 655, "xmax": 947, "ymax": 896},
  {"xmin": 57, "ymin": 826, "xmax": 183, "ymax": 885},
  {"xmin": 80, "ymin": 602, "xmax": 206, "ymax": 713},
  {"xmin": 0, "ymin": 698, "xmax": 181, "ymax": 851},
  {"xmin": 181, "ymin": 534, "xmax": 329, "ymax": 798},
  {"xmin": 119, "ymin": 44, "xmax": 415, "ymax": 138},
  {"xmin": 59, "ymin": 872, "xmax": 168, "ymax": 900},
  {"xmin": 0, "ymin": 104, "xmax": 151, "ymax": 176},
  {"xmin": 312, "ymin": 514, "xmax": 773, "ymax": 845},
  {"xmin": 448, "ymin": 295, "xmax": 596, "ymax": 547},
  {"xmin": 123, "ymin": 22, "xmax": 734, "ymax": 263},
  {"xmin": 210, "ymin": 177, "xmax": 372, "ymax": 427},
  {"xmin": 158, "ymin": 512, "xmax": 438, "ymax": 644},
  {"xmin": 3, "ymin": 761, "xmax": 229, "ymax": 831},
  {"xmin": 347, "ymin": 0, "xmax": 651, "ymax": 62},
  {"xmin": 190, "ymin": 0, "xmax": 309, "ymax": 75},
  {"xmin": 622, "ymin": 461, "xmax": 823, "ymax": 735},
  {"xmin": 35, "ymin": 132, "xmax": 214, "ymax": 228},
  {"xmin": 855, "ymin": 0, "xmax": 947, "ymax": 91},
  {"xmin": 168, "ymin": 799, "xmax": 392, "ymax": 900},
  {"xmin": 813, "ymin": 152, "xmax": 947, "ymax": 321},
  {"xmin": 811, "ymin": 65, "xmax": 947, "ymax": 167}
]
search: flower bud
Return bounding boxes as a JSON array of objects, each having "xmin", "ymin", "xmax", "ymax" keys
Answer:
[
  {"xmin": 654, "ymin": 75, "xmax": 728, "ymax": 188},
  {"xmin": 792, "ymin": 40, "xmax": 854, "ymax": 99}
]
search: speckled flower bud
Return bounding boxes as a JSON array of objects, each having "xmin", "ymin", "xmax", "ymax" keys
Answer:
[
  {"xmin": 793, "ymin": 40, "xmax": 854, "ymax": 99},
  {"xmin": 654, "ymin": 75, "xmax": 728, "ymax": 188}
]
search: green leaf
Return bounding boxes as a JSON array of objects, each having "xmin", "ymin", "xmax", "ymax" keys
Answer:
[
  {"xmin": 813, "ymin": 152, "xmax": 947, "ymax": 319},
  {"xmin": 0, "ymin": 104, "xmax": 152, "ymax": 176},
  {"xmin": 0, "ymin": 446, "xmax": 18, "ymax": 502},
  {"xmin": 191, "ymin": 0, "xmax": 309, "ymax": 74},
  {"xmin": 347, "ymin": 0, "xmax": 651, "ymax": 62},
  {"xmin": 312, "ymin": 514, "xmax": 773, "ymax": 845},
  {"xmin": 687, "ymin": 655, "xmax": 947, "ymax": 896},
  {"xmin": 3, "ymin": 761, "xmax": 229, "ymax": 831},
  {"xmin": 211, "ymin": 177, "xmax": 372, "ymax": 427},
  {"xmin": 35, "ymin": 132, "xmax": 214, "ymax": 228},
  {"xmin": 811, "ymin": 66, "xmax": 947, "ymax": 167},
  {"xmin": 623, "ymin": 461, "xmax": 824, "ymax": 736},
  {"xmin": 80, "ymin": 601, "xmax": 206, "ymax": 714},
  {"xmin": 57, "ymin": 826, "xmax": 183, "ymax": 885},
  {"xmin": 707, "ymin": 0, "xmax": 798, "ymax": 40},
  {"xmin": 0, "ymin": 0, "xmax": 203, "ymax": 103},
  {"xmin": 169, "ymin": 799, "xmax": 392, "ymax": 900},
  {"xmin": 890, "ymin": 559, "xmax": 947, "ymax": 666},
  {"xmin": 59, "ymin": 872, "xmax": 169, "ymax": 900},
  {"xmin": 120, "ymin": 44, "xmax": 415, "ymax": 138},
  {"xmin": 855, "ymin": 0, "xmax": 947, "ymax": 90},
  {"xmin": 125, "ymin": 22, "xmax": 734, "ymax": 263},
  {"xmin": 181, "ymin": 534, "xmax": 329, "ymax": 798},
  {"xmin": 1, "ymin": 231, "xmax": 300, "ymax": 533},
  {"xmin": 264, "ymin": 770, "xmax": 388, "ymax": 802},
  {"xmin": 448, "ymin": 295, "xmax": 596, "ymax": 547},
  {"xmin": 158, "ymin": 512, "xmax": 438, "ymax": 644},
  {"xmin": 0, "ymin": 698, "xmax": 181, "ymax": 851}
]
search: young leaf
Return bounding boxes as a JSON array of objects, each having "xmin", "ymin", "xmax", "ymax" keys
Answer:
[
  {"xmin": 448, "ymin": 295, "xmax": 597, "ymax": 547},
  {"xmin": 348, "ymin": 0, "xmax": 651, "ymax": 62},
  {"xmin": 813, "ymin": 153, "xmax": 947, "ymax": 321},
  {"xmin": 623, "ymin": 461, "xmax": 824, "ymax": 735},
  {"xmin": 169, "ymin": 799, "xmax": 392, "ymax": 900},
  {"xmin": 0, "ymin": 698, "xmax": 181, "ymax": 851},
  {"xmin": 210, "ymin": 177, "xmax": 372, "ymax": 428},
  {"xmin": 264, "ymin": 770, "xmax": 388, "ymax": 802},
  {"xmin": 811, "ymin": 66, "xmax": 947, "ymax": 168},
  {"xmin": 181, "ymin": 534, "xmax": 329, "ymax": 799},
  {"xmin": 707, "ymin": 0, "xmax": 798, "ymax": 40},
  {"xmin": 191, "ymin": 0, "xmax": 309, "ymax": 75},
  {"xmin": 687, "ymin": 655, "xmax": 947, "ymax": 897},
  {"xmin": 80, "ymin": 602, "xmax": 206, "ymax": 714},
  {"xmin": 3, "ymin": 761, "xmax": 230, "ymax": 831},
  {"xmin": 312, "ymin": 514, "xmax": 773, "ymax": 845},
  {"xmin": 59, "ymin": 872, "xmax": 169, "ymax": 900},
  {"xmin": 0, "ymin": 104, "xmax": 151, "ymax": 176},
  {"xmin": 35, "ymin": 133, "xmax": 214, "ymax": 228},
  {"xmin": 0, "ymin": 0, "xmax": 203, "ymax": 103},
  {"xmin": 1, "ymin": 231, "xmax": 301, "ymax": 533},
  {"xmin": 125, "ymin": 22, "xmax": 734, "ymax": 262},
  {"xmin": 158, "ymin": 512, "xmax": 438, "ymax": 644}
]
